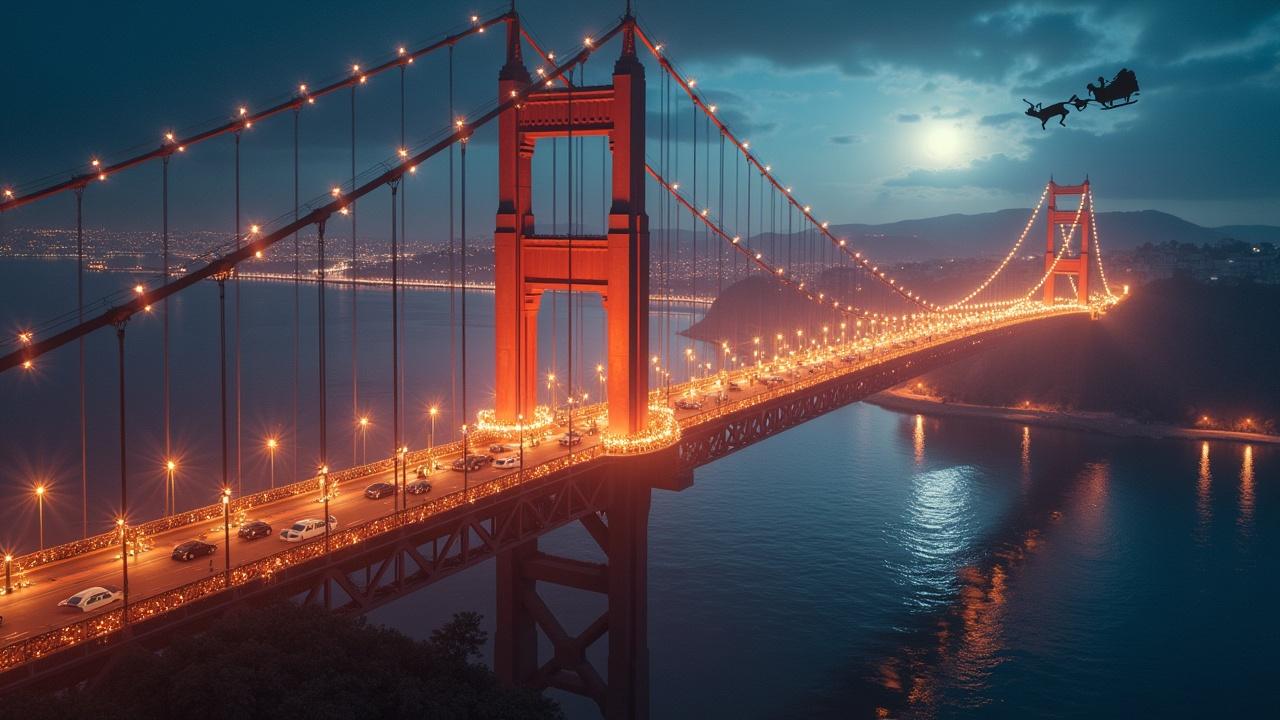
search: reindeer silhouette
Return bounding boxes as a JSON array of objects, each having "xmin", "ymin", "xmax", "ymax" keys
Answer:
[{"xmin": 1023, "ymin": 98, "xmax": 1071, "ymax": 129}]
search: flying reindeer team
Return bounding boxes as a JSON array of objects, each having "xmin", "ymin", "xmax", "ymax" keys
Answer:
[{"xmin": 1023, "ymin": 68, "xmax": 1140, "ymax": 129}]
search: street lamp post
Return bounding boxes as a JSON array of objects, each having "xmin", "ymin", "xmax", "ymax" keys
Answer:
[
  {"xmin": 428, "ymin": 406, "xmax": 438, "ymax": 472},
  {"xmin": 3, "ymin": 554, "xmax": 11, "ymax": 595},
  {"xmin": 266, "ymin": 438, "xmax": 278, "ymax": 489},
  {"xmin": 596, "ymin": 364, "xmax": 605, "ymax": 406},
  {"xmin": 221, "ymin": 487, "xmax": 231, "ymax": 585},
  {"xmin": 165, "ymin": 460, "xmax": 177, "ymax": 515},
  {"xmin": 358, "ymin": 416, "xmax": 370, "ymax": 465},
  {"xmin": 320, "ymin": 465, "xmax": 330, "ymax": 552},
  {"xmin": 397, "ymin": 446, "xmax": 407, "ymax": 511},
  {"xmin": 117, "ymin": 517, "xmax": 128, "ymax": 623},
  {"xmin": 34, "ymin": 484, "xmax": 46, "ymax": 551}
]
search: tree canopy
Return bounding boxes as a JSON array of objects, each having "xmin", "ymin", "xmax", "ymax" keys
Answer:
[{"xmin": 1, "ymin": 604, "xmax": 562, "ymax": 720}]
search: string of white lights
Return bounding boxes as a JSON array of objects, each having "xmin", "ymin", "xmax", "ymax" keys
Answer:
[{"xmin": 944, "ymin": 183, "xmax": 1050, "ymax": 309}]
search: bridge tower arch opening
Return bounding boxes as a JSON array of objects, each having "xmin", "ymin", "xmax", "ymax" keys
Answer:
[
  {"xmin": 494, "ymin": 15, "xmax": 649, "ymax": 435},
  {"xmin": 1043, "ymin": 178, "xmax": 1092, "ymax": 305}
]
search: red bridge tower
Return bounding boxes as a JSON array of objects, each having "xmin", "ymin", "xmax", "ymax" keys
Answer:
[
  {"xmin": 1043, "ymin": 178, "xmax": 1092, "ymax": 304},
  {"xmin": 493, "ymin": 15, "xmax": 649, "ymax": 434}
]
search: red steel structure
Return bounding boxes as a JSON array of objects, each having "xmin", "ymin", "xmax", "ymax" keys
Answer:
[
  {"xmin": 494, "ymin": 16, "xmax": 650, "ymax": 434},
  {"xmin": 1043, "ymin": 179, "xmax": 1092, "ymax": 304}
]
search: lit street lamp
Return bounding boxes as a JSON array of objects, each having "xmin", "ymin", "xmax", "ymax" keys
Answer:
[
  {"xmin": 319, "ymin": 465, "xmax": 331, "ymax": 552},
  {"xmin": 428, "ymin": 405, "xmax": 439, "ymax": 471},
  {"xmin": 117, "ymin": 517, "xmax": 128, "ymax": 623},
  {"xmin": 358, "ymin": 416, "xmax": 370, "ymax": 465},
  {"xmin": 3, "ymin": 553, "xmax": 11, "ymax": 595},
  {"xmin": 34, "ymin": 484, "xmax": 46, "ymax": 551},
  {"xmin": 165, "ymin": 459, "xmax": 177, "ymax": 515},
  {"xmin": 265, "ymin": 438, "xmax": 278, "ymax": 489},
  {"xmin": 221, "ymin": 487, "xmax": 231, "ymax": 585},
  {"xmin": 596, "ymin": 364, "xmax": 605, "ymax": 405}
]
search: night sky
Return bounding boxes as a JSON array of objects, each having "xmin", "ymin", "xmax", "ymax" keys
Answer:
[{"xmin": 2, "ymin": 0, "xmax": 1277, "ymax": 241}]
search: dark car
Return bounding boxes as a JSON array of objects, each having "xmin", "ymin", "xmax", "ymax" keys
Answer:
[
  {"xmin": 364, "ymin": 481, "xmax": 396, "ymax": 499},
  {"xmin": 451, "ymin": 454, "xmax": 492, "ymax": 471},
  {"xmin": 171, "ymin": 539, "xmax": 217, "ymax": 561},
  {"xmin": 238, "ymin": 520, "xmax": 272, "ymax": 540},
  {"xmin": 406, "ymin": 479, "xmax": 432, "ymax": 495},
  {"xmin": 489, "ymin": 443, "xmax": 511, "ymax": 454}
]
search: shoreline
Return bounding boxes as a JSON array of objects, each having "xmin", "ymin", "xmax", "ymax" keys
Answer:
[{"xmin": 867, "ymin": 389, "xmax": 1280, "ymax": 446}]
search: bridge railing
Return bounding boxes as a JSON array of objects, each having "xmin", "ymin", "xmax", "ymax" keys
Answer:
[
  {"xmin": 0, "ymin": 442, "xmax": 604, "ymax": 674},
  {"xmin": 6, "ymin": 434, "xmax": 501, "ymax": 577}
]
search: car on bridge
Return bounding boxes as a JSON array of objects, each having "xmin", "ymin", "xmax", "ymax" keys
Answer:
[
  {"xmin": 728, "ymin": 380, "xmax": 743, "ymax": 391},
  {"xmin": 171, "ymin": 539, "xmax": 217, "ymax": 561},
  {"xmin": 761, "ymin": 375, "xmax": 785, "ymax": 386},
  {"xmin": 452, "ymin": 454, "xmax": 493, "ymax": 471},
  {"xmin": 364, "ymin": 481, "xmax": 396, "ymax": 499},
  {"xmin": 279, "ymin": 516, "xmax": 337, "ymax": 542},
  {"xmin": 489, "ymin": 443, "xmax": 512, "ymax": 454},
  {"xmin": 406, "ymin": 478, "xmax": 432, "ymax": 495},
  {"xmin": 57, "ymin": 586, "xmax": 122, "ymax": 613},
  {"xmin": 494, "ymin": 456, "xmax": 521, "ymax": 469},
  {"xmin": 238, "ymin": 520, "xmax": 273, "ymax": 540},
  {"xmin": 559, "ymin": 430, "xmax": 583, "ymax": 447},
  {"xmin": 675, "ymin": 397, "xmax": 703, "ymax": 410}
]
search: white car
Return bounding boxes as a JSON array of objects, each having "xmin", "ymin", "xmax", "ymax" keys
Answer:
[
  {"xmin": 494, "ymin": 456, "xmax": 521, "ymax": 469},
  {"xmin": 58, "ymin": 585, "xmax": 122, "ymax": 613},
  {"xmin": 279, "ymin": 516, "xmax": 337, "ymax": 542}
]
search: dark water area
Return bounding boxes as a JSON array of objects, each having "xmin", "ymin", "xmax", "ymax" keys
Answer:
[{"xmin": 2, "ymin": 259, "xmax": 1276, "ymax": 718}]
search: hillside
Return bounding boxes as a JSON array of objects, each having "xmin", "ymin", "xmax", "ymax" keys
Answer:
[
  {"xmin": 829, "ymin": 209, "xmax": 1280, "ymax": 262},
  {"xmin": 919, "ymin": 277, "xmax": 1280, "ymax": 428}
]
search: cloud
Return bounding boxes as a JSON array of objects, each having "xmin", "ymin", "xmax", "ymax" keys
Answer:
[
  {"xmin": 930, "ymin": 106, "xmax": 971, "ymax": 119},
  {"xmin": 896, "ymin": 113, "xmax": 922, "ymax": 123},
  {"xmin": 829, "ymin": 134, "xmax": 863, "ymax": 145},
  {"xmin": 979, "ymin": 112, "xmax": 1021, "ymax": 127}
]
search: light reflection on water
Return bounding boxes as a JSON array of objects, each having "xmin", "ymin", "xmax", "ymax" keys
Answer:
[{"xmin": 891, "ymin": 465, "xmax": 981, "ymax": 611}]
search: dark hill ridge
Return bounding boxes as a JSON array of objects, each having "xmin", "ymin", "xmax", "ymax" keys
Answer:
[
  {"xmin": 919, "ymin": 276, "xmax": 1280, "ymax": 427},
  {"xmin": 828, "ymin": 210, "xmax": 1280, "ymax": 263}
]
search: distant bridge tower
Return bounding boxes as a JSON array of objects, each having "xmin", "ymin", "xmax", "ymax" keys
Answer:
[
  {"xmin": 1043, "ymin": 179, "xmax": 1091, "ymax": 304},
  {"xmin": 493, "ymin": 13, "xmax": 649, "ymax": 434}
]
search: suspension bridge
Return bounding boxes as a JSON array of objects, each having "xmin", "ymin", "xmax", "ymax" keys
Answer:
[{"xmin": 0, "ymin": 6, "xmax": 1121, "ymax": 717}]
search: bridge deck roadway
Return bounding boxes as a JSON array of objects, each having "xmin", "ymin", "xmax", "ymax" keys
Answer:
[{"xmin": 0, "ymin": 308, "xmax": 1090, "ymax": 677}]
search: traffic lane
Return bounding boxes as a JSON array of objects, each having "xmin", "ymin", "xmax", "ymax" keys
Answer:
[{"xmin": 0, "ymin": 434, "xmax": 595, "ymax": 641}]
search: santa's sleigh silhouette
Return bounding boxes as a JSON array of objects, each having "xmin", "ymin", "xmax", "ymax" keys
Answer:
[{"xmin": 1087, "ymin": 69, "xmax": 1140, "ymax": 109}]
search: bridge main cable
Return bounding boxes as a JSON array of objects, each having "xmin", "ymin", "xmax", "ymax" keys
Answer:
[
  {"xmin": 0, "ymin": 17, "xmax": 627, "ymax": 375},
  {"xmin": 629, "ymin": 23, "xmax": 937, "ymax": 313},
  {"xmin": 0, "ymin": 11, "xmax": 513, "ymax": 213}
]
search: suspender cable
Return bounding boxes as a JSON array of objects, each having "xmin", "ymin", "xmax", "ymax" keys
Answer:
[
  {"xmin": 351, "ymin": 84, "xmax": 359, "ymax": 468},
  {"xmin": 448, "ymin": 45, "xmax": 457, "ymax": 438},
  {"xmin": 461, "ymin": 136, "xmax": 469, "ymax": 492},
  {"xmin": 399, "ymin": 63, "xmax": 407, "ymax": 439},
  {"xmin": 77, "ymin": 188, "xmax": 87, "ymax": 538},
  {"xmin": 292, "ymin": 107, "xmax": 300, "ymax": 488},
  {"xmin": 691, "ymin": 101, "xmax": 697, "ymax": 335},
  {"xmin": 718, "ymin": 129, "xmax": 724, "ymax": 298},
  {"xmin": 218, "ymin": 275, "xmax": 229, "ymax": 506},
  {"xmin": 234, "ymin": 132, "xmax": 242, "ymax": 496},
  {"xmin": 391, "ymin": 182, "xmax": 401, "ymax": 512},
  {"xmin": 317, "ymin": 220, "xmax": 329, "ymax": 554},
  {"xmin": 162, "ymin": 155, "xmax": 171, "ymax": 514},
  {"xmin": 116, "ymin": 321, "xmax": 129, "ymax": 624}
]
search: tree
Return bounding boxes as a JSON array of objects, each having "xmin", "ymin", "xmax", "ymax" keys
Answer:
[{"xmin": 0, "ymin": 604, "xmax": 562, "ymax": 720}]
